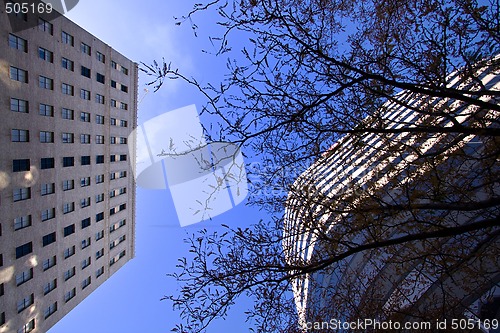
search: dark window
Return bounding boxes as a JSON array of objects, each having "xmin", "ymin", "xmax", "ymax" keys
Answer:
[
  {"xmin": 119, "ymin": 203, "xmax": 126, "ymax": 211},
  {"xmin": 96, "ymin": 155, "xmax": 105, "ymax": 164},
  {"xmin": 81, "ymin": 66, "xmax": 91, "ymax": 78},
  {"xmin": 41, "ymin": 158, "xmax": 55, "ymax": 169},
  {"xmin": 110, "ymin": 155, "xmax": 116, "ymax": 162},
  {"xmin": 13, "ymin": 159, "xmax": 30, "ymax": 172},
  {"xmin": 121, "ymin": 85, "xmax": 128, "ymax": 93},
  {"xmin": 64, "ymin": 224, "xmax": 75, "ymax": 237},
  {"xmin": 15, "ymin": 242, "xmax": 32, "ymax": 259},
  {"xmin": 96, "ymin": 212, "xmax": 104, "ymax": 222},
  {"xmin": 81, "ymin": 156, "xmax": 91, "ymax": 165},
  {"xmin": 110, "ymin": 80, "xmax": 116, "ymax": 88},
  {"xmin": 96, "ymin": 73, "xmax": 105, "ymax": 84},
  {"xmin": 42, "ymin": 232, "xmax": 56, "ymax": 246},
  {"xmin": 120, "ymin": 155, "xmax": 127, "ymax": 161},
  {"xmin": 63, "ymin": 157, "xmax": 74, "ymax": 167},
  {"xmin": 81, "ymin": 218, "xmax": 91, "ymax": 229}
]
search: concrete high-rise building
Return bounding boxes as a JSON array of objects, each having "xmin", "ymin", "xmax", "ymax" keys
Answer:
[
  {"xmin": 283, "ymin": 59, "xmax": 500, "ymax": 330},
  {"xmin": 0, "ymin": 8, "xmax": 137, "ymax": 333}
]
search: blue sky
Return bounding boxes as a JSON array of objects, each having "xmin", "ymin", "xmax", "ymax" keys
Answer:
[{"xmin": 48, "ymin": 1, "xmax": 265, "ymax": 332}]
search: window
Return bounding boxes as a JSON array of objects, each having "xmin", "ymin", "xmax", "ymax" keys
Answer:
[
  {"xmin": 120, "ymin": 120, "xmax": 128, "ymax": 127},
  {"xmin": 62, "ymin": 108, "xmax": 74, "ymax": 119},
  {"xmin": 82, "ymin": 276, "xmax": 91, "ymax": 289},
  {"xmin": 120, "ymin": 137, "xmax": 128, "ymax": 144},
  {"xmin": 110, "ymin": 118, "xmax": 117, "ymax": 126},
  {"xmin": 96, "ymin": 135, "xmax": 104, "ymax": 144},
  {"xmin": 63, "ymin": 157, "xmax": 74, "ymax": 167},
  {"xmin": 110, "ymin": 250, "xmax": 126, "ymax": 266},
  {"xmin": 80, "ymin": 89, "xmax": 90, "ymax": 100},
  {"xmin": 95, "ymin": 94, "xmax": 105, "ymax": 104},
  {"xmin": 80, "ymin": 197, "xmax": 91, "ymax": 208},
  {"xmin": 39, "ymin": 17, "xmax": 53, "ymax": 34},
  {"xmin": 61, "ymin": 31, "xmax": 74, "ymax": 46},
  {"xmin": 64, "ymin": 246, "xmax": 75, "ymax": 259},
  {"xmin": 95, "ymin": 193, "xmax": 104, "ymax": 203},
  {"xmin": 96, "ymin": 266, "xmax": 104, "ymax": 278},
  {"xmin": 96, "ymin": 114, "xmax": 104, "ymax": 124},
  {"xmin": 121, "ymin": 66, "xmax": 129, "ymax": 75},
  {"xmin": 13, "ymin": 187, "xmax": 30, "ymax": 202},
  {"xmin": 63, "ymin": 179, "xmax": 74, "ymax": 191},
  {"xmin": 44, "ymin": 302, "xmax": 57, "ymax": 319},
  {"xmin": 14, "ymin": 215, "xmax": 31, "ymax": 230},
  {"xmin": 41, "ymin": 208, "xmax": 55, "ymax": 221},
  {"xmin": 44, "ymin": 279, "xmax": 57, "ymax": 295},
  {"xmin": 110, "ymin": 155, "xmax": 116, "ymax": 162},
  {"xmin": 62, "ymin": 132, "xmax": 74, "ymax": 143},
  {"xmin": 15, "ymin": 268, "xmax": 33, "ymax": 286},
  {"xmin": 120, "ymin": 154, "xmax": 127, "ymax": 161},
  {"xmin": 15, "ymin": 242, "xmax": 32, "ymax": 259},
  {"xmin": 42, "ymin": 256, "xmax": 56, "ymax": 271},
  {"xmin": 40, "ymin": 131, "xmax": 54, "ymax": 143},
  {"xmin": 63, "ymin": 202, "xmax": 75, "ymax": 214},
  {"xmin": 95, "ymin": 230, "xmax": 104, "ymax": 241},
  {"xmin": 81, "ymin": 257, "xmax": 91, "ymax": 269},
  {"xmin": 96, "ymin": 155, "xmax": 105, "ymax": 164},
  {"xmin": 96, "ymin": 51, "xmax": 105, "ymax": 63},
  {"xmin": 96, "ymin": 212, "xmax": 104, "ymax": 222},
  {"xmin": 81, "ymin": 156, "xmax": 91, "ymax": 165},
  {"xmin": 111, "ymin": 80, "xmax": 117, "ymax": 88},
  {"xmin": 111, "ymin": 60, "xmax": 117, "ymax": 69},
  {"xmin": 110, "ymin": 99, "xmax": 117, "ymax": 107},
  {"xmin": 96, "ymin": 249, "xmax": 104, "ymax": 260},
  {"xmin": 82, "ymin": 237, "xmax": 91, "ymax": 249},
  {"xmin": 39, "ymin": 103, "xmax": 54, "ymax": 116},
  {"xmin": 80, "ymin": 134, "xmax": 90, "ymax": 144},
  {"xmin": 95, "ymin": 174, "xmax": 104, "ymax": 183},
  {"xmin": 10, "ymin": 66, "xmax": 28, "ymax": 83},
  {"xmin": 110, "ymin": 136, "xmax": 116, "ymax": 144},
  {"xmin": 38, "ymin": 47, "xmax": 53, "ymax": 62},
  {"xmin": 39, "ymin": 76, "xmax": 53, "ymax": 90},
  {"xmin": 81, "ymin": 42, "xmax": 91, "ymax": 55},
  {"xmin": 121, "ymin": 84, "xmax": 128, "ymax": 93},
  {"xmin": 40, "ymin": 183, "xmax": 55, "ymax": 196},
  {"xmin": 61, "ymin": 83, "xmax": 74, "ymax": 95},
  {"xmin": 96, "ymin": 72, "xmax": 105, "ymax": 83},
  {"xmin": 17, "ymin": 318, "xmax": 35, "ymax": 333},
  {"xmin": 64, "ymin": 288, "xmax": 76, "ymax": 303},
  {"xmin": 61, "ymin": 57, "xmax": 74, "ymax": 71},
  {"xmin": 40, "ymin": 157, "xmax": 54, "ymax": 169},
  {"xmin": 17, "ymin": 294, "xmax": 34, "ymax": 313},
  {"xmin": 11, "ymin": 98, "xmax": 28, "ymax": 113},
  {"xmin": 81, "ymin": 218, "xmax": 91, "ymax": 229},
  {"xmin": 11, "ymin": 129, "xmax": 29, "ymax": 142},
  {"xmin": 110, "ymin": 219, "xmax": 126, "ymax": 233},
  {"xmin": 0, "ymin": 312, "xmax": 4, "ymax": 327},
  {"xmin": 64, "ymin": 225, "xmax": 75, "ymax": 237},
  {"xmin": 42, "ymin": 232, "xmax": 56, "ymax": 246},
  {"xmin": 9, "ymin": 34, "xmax": 27, "ymax": 52},
  {"xmin": 81, "ymin": 177, "xmax": 90, "ymax": 187},
  {"xmin": 13, "ymin": 159, "xmax": 30, "ymax": 172},
  {"xmin": 110, "ymin": 235, "xmax": 126, "ymax": 249},
  {"xmin": 64, "ymin": 267, "xmax": 75, "ymax": 281},
  {"xmin": 81, "ymin": 66, "xmax": 91, "ymax": 78},
  {"xmin": 80, "ymin": 111, "xmax": 90, "ymax": 122},
  {"xmin": 120, "ymin": 102, "xmax": 128, "ymax": 110}
]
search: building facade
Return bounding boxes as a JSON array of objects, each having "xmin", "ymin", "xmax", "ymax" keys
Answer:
[
  {"xmin": 283, "ymin": 60, "xmax": 500, "ymax": 330},
  {"xmin": 0, "ymin": 8, "xmax": 137, "ymax": 333}
]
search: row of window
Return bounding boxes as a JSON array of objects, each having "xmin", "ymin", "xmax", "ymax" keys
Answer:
[
  {"xmin": 11, "ymin": 130, "xmax": 129, "ymax": 144},
  {"xmin": 11, "ymin": 155, "xmax": 128, "ymax": 172},
  {"xmin": 9, "ymin": 25, "xmax": 129, "ymax": 75},
  {"xmin": 10, "ymin": 67, "xmax": 129, "ymax": 105},
  {"xmin": 11, "ymin": 97, "xmax": 129, "ymax": 115}
]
